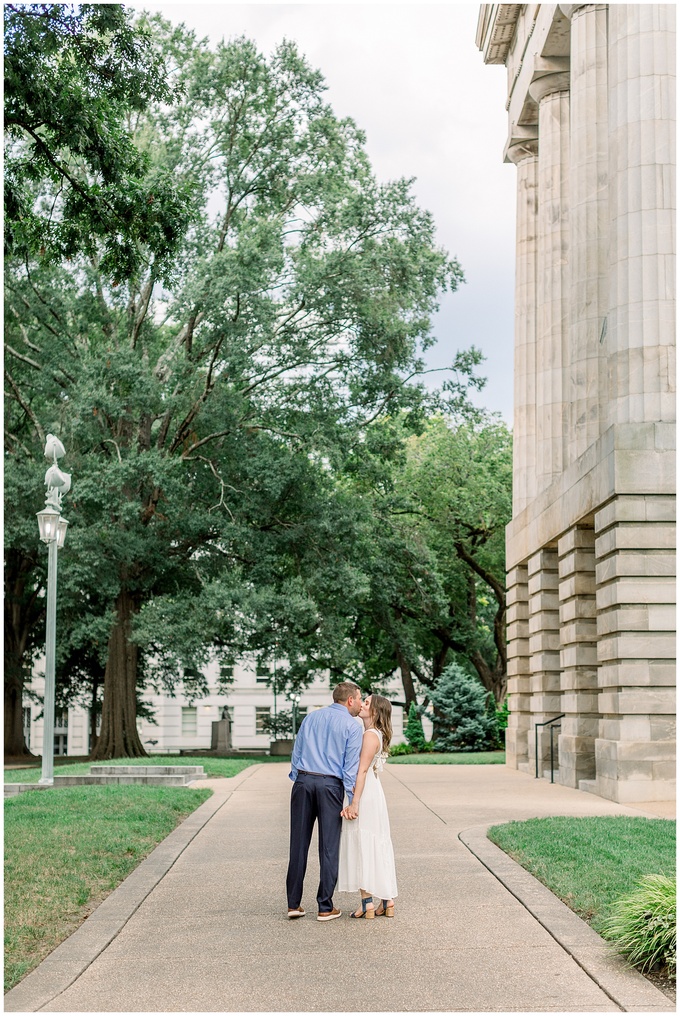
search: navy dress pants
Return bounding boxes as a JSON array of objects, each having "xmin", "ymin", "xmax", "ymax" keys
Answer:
[{"xmin": 286, "ymin": 772, "xmax": 344, "ymax": 912}]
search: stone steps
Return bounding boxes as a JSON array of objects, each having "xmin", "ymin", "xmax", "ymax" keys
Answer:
[
  {"xmin": 4, "ymin": 783, "xmax": 51, "ymax": 797},
  {"xmin": 5, "ymin": 765, "xmax": 207, "ymax": 795},
  {"xmin": 90, "ymin": 765, "xmax": 205, "ymax": 776},
  {"xmin": 541, "ymin": 767, "xmax": 560, "ymax": 781}
]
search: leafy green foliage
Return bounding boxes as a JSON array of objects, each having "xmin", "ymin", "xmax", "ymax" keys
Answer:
[
  {"xmin": 428, "ymin": 662, "xmax": 498, "ymax": 751},
  {"xmin": 4, "ymin": 4, "xmax": 189, "ymax": 279},
  {"xmin": 388, "ymin": 741, "xmax": 418, "ymax": 756},
  {"xmin": 603, "ymin": 875, "xmax": 676, "ymax": 977},
  {"xmin": 260, "ymin": 710, "xmax": 295, "ymax": 739},
  {"xmin": 5, "ymin": 23, "xmax": 466, "ymax": 754},
  {"xmin": 340, "ymin": 411, "xmax": 512, "ymax": 711}
]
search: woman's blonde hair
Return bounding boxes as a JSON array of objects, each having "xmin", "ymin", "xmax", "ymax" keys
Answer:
[{"xmin": 369, "ymin": 694, "xmax": 393, "ymax": 752}]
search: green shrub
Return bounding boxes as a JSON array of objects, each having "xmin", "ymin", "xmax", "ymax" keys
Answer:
[
  {"xmin": 495, "ymin": 698, "xmax": 509, "ymax": 733},
  {"xmin": 390, "ymin": 742, "xmax": 417, "ymax": 756},
  {"xmin": 260, "ymin": 710, "xmax": 294, "ymax": 738},
  {"xmin": 404, "ymin": 702, "xmax": 427, "ymax": 750},
  {"xmin": 603, "ymin": 874, "xmax": 676, "ymax": 978},
  {"xmin": 428, "ymin": 663, "xmax": 497, "ymax": 751}
]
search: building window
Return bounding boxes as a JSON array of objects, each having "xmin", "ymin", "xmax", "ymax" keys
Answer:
[
  {"xmin": 181, "ymin": 707, "xmax": 197, "ymax": 736},
  {"xmin": 220, "ymin": 664, "xmax": 234, "ymax": 680},
  {"xmin": 23, "ymin": 707, "xmax": 31, "ymax": 749},
  {"xmin": 255, "ymin": 664, "xmax": 271, "ymax": 684},
  {"xmin": 255, "ymin": 707, "xmax": 271, "ymax": 733},
  {"xmin": 54, "ymin": 708, "xmax": 68, "ymax": 756}
]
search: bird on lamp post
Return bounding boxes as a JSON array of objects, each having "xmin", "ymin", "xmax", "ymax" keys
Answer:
[{"xmin": 36, "ymin": 435, "xmax": 71, "ymax": 785}]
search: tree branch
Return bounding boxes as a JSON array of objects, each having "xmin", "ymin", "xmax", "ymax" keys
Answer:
[
  {"xmin": 5, "ymin": 369, "xmax": 45, "ymax": 443},
  {"xmin": 453, "ymin": 541, "xmax": 505, "ymax": 604}
]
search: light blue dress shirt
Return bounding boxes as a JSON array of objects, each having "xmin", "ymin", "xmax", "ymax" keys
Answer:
[{"xmin": 290, "ymin": 703, "xmax": 364, "ymax": 801}]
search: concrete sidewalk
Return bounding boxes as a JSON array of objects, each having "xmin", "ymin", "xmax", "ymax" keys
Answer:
[{"xmin": 5, "ymin": 763, "xmax": 674, "ymax": 1013}]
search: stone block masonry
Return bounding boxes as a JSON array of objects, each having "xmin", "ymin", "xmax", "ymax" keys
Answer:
[{"xmin": 478, "ymin": 3, "xmax": 676, "ymax": 803}]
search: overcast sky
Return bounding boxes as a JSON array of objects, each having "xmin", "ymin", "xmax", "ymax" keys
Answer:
[{"xmin": 138, "ymin": 2, "xmax": 515, "ymax": 422}]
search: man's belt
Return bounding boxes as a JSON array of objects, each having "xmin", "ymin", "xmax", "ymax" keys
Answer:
[{"xmin": 298, "ymin": 769, "xmax": 341, "ymax": 779}]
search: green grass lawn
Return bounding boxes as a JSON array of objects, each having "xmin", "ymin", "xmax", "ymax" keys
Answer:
[
  {"xmin": 388, "ymin": 750, "xmax": 506, "ymax": 765},
  {"xmin": 488, "ymin": 815, "xmax": 676, "ymax": 937},
  {"xmin": 4, "ymin": 753, "xmax": 287, "ymax": 784},
  {"xmin": 4, "ymin": 785, "xmax": 212, "ymax": 991}
]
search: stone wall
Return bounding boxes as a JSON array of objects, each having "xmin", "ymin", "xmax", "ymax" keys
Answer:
[{"xmin": 477, "ymin": 3, "xmax": 676, "ymax": 803}]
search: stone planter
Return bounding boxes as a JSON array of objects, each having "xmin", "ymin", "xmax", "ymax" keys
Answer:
[{"xmin": 269, "ymin": 738, "xmax": 294, "ymax": 756}]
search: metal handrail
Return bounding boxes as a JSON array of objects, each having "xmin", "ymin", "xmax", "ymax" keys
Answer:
[{"xmin": 535, "ymin": 714, "xmax": 565, "ymax": 780}]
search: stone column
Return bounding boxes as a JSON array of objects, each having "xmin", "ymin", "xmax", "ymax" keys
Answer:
[
  {"xmin": 505, "ymin": 564, "xmax": 531, "ymax": 770},
  {"xmin": 560, "ymin": 4, "xmax": 609, "ymax": 460},
  {"xmin": 594, "ymin": 495, "xmax": 676, "ymax": 803},
  {"xmin": 527, "ymin": 548, "xmax": 561, "ymax": 775},
  {"xmin": 607, "ymin": 4, "xmax": 676, "ymax": 429},
  {"xmin": 557, "ymin": 526, "xmax": 598, "ymax": 788},
  {"xmin": 506, "ymin": 141, "xmax": 539, "ymax": 517},
  {"xmin": 529, "ymin": 72, "xmax": 571, "ymax": 494}
]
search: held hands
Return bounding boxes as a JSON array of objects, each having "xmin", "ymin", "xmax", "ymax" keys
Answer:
[{"xmin": 341, "ymin": 801, "xmax": 359, "ymax": 820}]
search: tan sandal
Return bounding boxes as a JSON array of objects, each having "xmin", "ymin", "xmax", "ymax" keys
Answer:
[{"xmin": 375, "ymin": 898, "xmax": 394, "ymax": 917}]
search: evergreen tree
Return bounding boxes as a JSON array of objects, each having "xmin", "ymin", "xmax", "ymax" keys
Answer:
[
  {"xmin": 404, "ymin": 702, "xmax": 426, "ymax": 751},
  {"xmin": 428, "ymin": 662, "xmax": 497, "ymax": 752}
]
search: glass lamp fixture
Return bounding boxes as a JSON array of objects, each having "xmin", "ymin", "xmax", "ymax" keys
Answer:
[
  {"xmin": 36, "ymin": 506, "xmax": 60, "ymax": 543},
  {"xmin": 56, "ymin": 517, "xmax": 69, "ymax": 549}
]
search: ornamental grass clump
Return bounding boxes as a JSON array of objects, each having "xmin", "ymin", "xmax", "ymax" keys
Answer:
[{"xmin": 603, "ymin": 874, "xmax": 676, "ymax": 978}]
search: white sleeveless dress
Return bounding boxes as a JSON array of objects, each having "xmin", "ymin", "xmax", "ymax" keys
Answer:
[{"xmin": 337, "ymin": 728, "xmax": 398, "ymax": 899}]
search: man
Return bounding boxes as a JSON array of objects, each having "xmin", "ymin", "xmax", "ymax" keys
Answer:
[{"xmin": 286, "ymin": 681, "xmax": 363, "ymax": 921}]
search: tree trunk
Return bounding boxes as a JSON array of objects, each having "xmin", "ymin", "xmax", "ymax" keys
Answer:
[
  {"xmin": 89, "ymin": 674, "xmax": 100, "ymax": 755},
  {"xmin": 470, "ymin": 650, "xmax": 507, "ymax": 705},
  {"xmin": 5, "ymin": 549, "xmax": 42, "ymax": 757},
  {"xmin": 90, "ymin": 589, "xmax": 147, "ymax": 759},
  {"xmin": 395, "ymin": 648, "xmax": 417, "ymax": 712},
  {"xmin": 430, "ymin": 642, "xmax": 450, "ymax": 740},
  {"xmin": 4, "ymin": 649, "xmax": 32, "ymax": 756}
]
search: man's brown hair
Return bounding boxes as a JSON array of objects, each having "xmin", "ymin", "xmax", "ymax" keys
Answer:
[{"xmin": 332, "ymin": 681, "xmax": 361, "ymax": 703}]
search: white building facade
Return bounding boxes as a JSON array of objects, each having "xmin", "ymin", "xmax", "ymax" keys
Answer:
[
  {"xmin": 23, "ymin": 663, "xmax": 406, "ymax": 757},
  {"xmin": 477, "ymin": 4, "xmax": 676, "ymax": 802}
]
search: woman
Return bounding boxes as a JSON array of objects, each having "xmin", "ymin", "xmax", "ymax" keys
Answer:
[{"xmin": 337, "ymin": 693, "xmax": 398, "ymax": 918}]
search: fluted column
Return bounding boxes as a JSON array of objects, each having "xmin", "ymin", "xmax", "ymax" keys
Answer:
[
  {"xmin": 507, "ymin": 140, "xmax": 539, "ymax": 516},
  {"xmin": 607, "ymin": 4, "xmax": 676, "ymax": 428},
  {"xmin": 529, "ymin": 73, "xmax": 571, "ymax": 493},
  {"xmin": 561, "ymin": 4, "xmax": 609, "ymax": 460}
]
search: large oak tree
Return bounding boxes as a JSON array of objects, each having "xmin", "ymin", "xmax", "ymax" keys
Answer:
[{"xmin": 5, "ymin": 21, "xmax": 463, "ymax": 757}]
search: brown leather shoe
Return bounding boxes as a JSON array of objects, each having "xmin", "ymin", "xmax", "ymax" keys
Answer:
[
  {"xmin": 288, "ymin": 906, "xmax": 305, "ymax": 918},
  {"xmin": 317, "ymin": 907, "xmax": 342, "ymax": 921}
]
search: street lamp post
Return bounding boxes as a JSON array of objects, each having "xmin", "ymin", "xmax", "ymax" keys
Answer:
[
  {"xmin": 289, "ymin": 693, "xmax": 301, "ymax": 739},
  {"xmin": 36, "ymin": 435, "xmax": 71, "ymax": 785}
]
